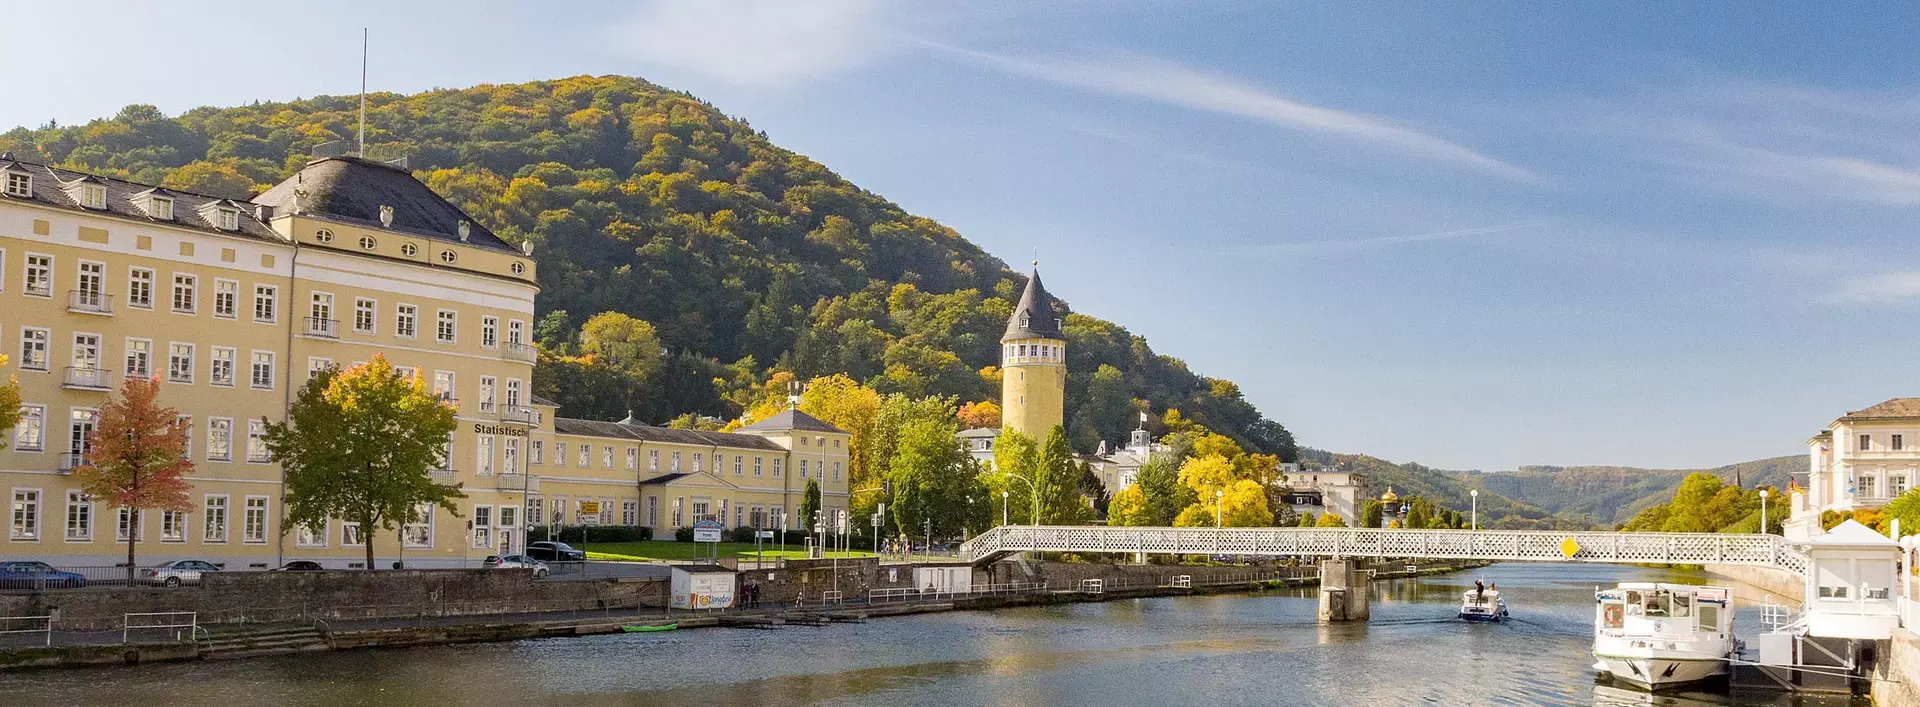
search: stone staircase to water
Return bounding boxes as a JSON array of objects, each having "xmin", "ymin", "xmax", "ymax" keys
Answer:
[{"xmin": 198, "ymin": 626, "xmax": 331, "ymax": 660}]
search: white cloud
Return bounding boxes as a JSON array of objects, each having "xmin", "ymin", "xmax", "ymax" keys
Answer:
[
  {"xmin": 605, "ymin": 0, "xmax": 891, "ymax": 86},
  {"xmin": 1827, "ymin": 271, "xmax": 1920, "ymax": 304},
  {"xmin": 1257, "ymin": 222, "xmax": 1551, "ymax": 257},
  {"xmin": 922, "ymin": 42, "xmax": 1538, "ymax": 182}
]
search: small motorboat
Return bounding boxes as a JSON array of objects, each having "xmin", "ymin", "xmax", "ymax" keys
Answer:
[
  {"xmin": 621, "ymin": 623, "xmax": 678, "ymax": 633},
  {"xmin": 1459, "ymin": 588, "xmax": 1508, "ymax": 621},
  {"xmin": 1592, "ymin": 583, "xmax": 1733, "ymax": 690}
]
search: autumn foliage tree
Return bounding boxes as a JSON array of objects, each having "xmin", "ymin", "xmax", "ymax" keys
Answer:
[
  {"xmin": 266, "ymin": 356, "xmax": 464, "ymax": 569},
  {"xmin": 957, "ymin": 400, "xmax": 1000, "ymax": 429},
  {"xmin": 0, "ymin": 353, "xmax": 20, "ymax": 432},
  {"xmin": 72, "ymin": 376, "xmax": 192, "ymax": 584}
]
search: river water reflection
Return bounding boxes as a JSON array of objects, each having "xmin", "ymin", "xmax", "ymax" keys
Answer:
[{"xmin": 1, "ymin": 562, "xmax": 1873, "ymax": 706}]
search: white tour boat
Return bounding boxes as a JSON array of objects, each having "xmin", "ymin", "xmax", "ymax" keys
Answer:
[
  {"xmin": 1458, "ymin": 588, "xmax": 1508, "ymax": 621},
  {"xmin": 1592, "ymin": 583, "xmax": 1734, "ymax": 690}
]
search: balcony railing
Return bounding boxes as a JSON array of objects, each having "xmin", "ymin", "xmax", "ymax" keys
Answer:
[
  {"xmin": 304, "ymin": 317, "xmax": 339, "ymax": 338},
  {"xmin": 500, "ymin": 405, "xmax": 539, "ymax": 425},
  {"xmin": 67, "ymin": 290, "xmax": 113, "ymax": 315},
  {"xmin": 502, "ymin": 342, "xmax": 536, "ymax": 363},
  {"xmin": 495, "ymin": 474, "xmax": 540, "ymax": 493},
  {"xmin": 57, "ymin": 453, "xmax": 84, "ymax": 473},
  {"xmin": 62, "ymin": 366, "xmax": 113, "ymax": 390}
]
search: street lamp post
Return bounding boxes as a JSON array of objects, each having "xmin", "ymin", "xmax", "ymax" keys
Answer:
[
  {"xmin": 1759, "ymin": 488, "xmax": 1769, "ymax": 535},
  {"xmin": 1215, "ymin": 489, "xmax": 1223, "ymax": 528},
  {"xmin": 1470, "ymin": 489, "xmax": 1478, "ymax": 531},
  {"xmin": 1002, "ymin": 490, "xmax": 1009, "ymax": 528},
  {"xmin": 1005, "ymin": 473, "xmax": 1039, "ymax": 527}
]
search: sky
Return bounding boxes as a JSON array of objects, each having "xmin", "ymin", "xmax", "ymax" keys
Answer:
[{"xmin": 8, "ymin": 1, "xmax": 1920, "ymax": 471}]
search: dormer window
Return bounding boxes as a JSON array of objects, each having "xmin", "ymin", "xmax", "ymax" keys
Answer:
[
  {"xmin": 1020, "ymin": 312, "xmax": 1031, "ymax": 328},
  {"xmin": 150, "ymin": 196, "xmax": 174, "ymax": 220},
  {"xmin": 81, "ymin": 185, "xmax": 106, "ymax": 209},
  {"xmin": 2, "ymin": 171, "xmax": 29, "ymax": 198},
  {"xmin": 215, "ymin": 207, "xmax": 239, "ymax": 230}
]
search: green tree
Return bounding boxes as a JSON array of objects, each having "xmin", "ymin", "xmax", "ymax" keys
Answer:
[
  {"xmin": 1885, "ymin": 488, "xmax": 1920, "ymax": 538},
  {"xmin": 0, "ymin": 355, "xmax": 19, "ymax": 432},
  {"xmin": 1298, "ymin": 512, "xmax": 1316, "ymax": 527},
  {"xmin": 1660, "ymin": 473, "xmax": 1726, "ymax": 533},
  {"xmin": 266, "ymin": 356, "xmax": 465, "ymax": 569},
  {"xmin": 72, "ymin": 376, "xmax": 193, "ymax": 585},
  {"xmin": 1033, "ymin": 426, "xmax": 1089, "ymax": 525},
  {"xmin": 992, "ymin": 429, "xmax": 1040, "ymax": 524},
  {"xmin": 579, "ymin": 311, "xmax": 664, "ymax": 379},
  {"xmin": 800, "ymin": 478, "xmax": 823, "ymax": 532},
  {"xmin": 1135, "ymin": 457, "xmax": 1182, "ymax": 526},
  {"xmin": 1316, "ymin": 513, "xmax": 1349, "ymax": 528},
  {"xmin": 1405, "ymin": 500, "xmax": 1430, "ymax": 530},
  {"xmin": 887, "ymin": 414, "xmax": 979, "ymax": 539},
  {"xmin": 1361, "ymin": 500, "xmax": 1383, "ymax": 529}
]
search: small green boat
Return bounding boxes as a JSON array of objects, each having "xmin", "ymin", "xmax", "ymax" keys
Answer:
[{"xmin": 621, "ymin": 623, "xmax": 677, "ymax": 633}]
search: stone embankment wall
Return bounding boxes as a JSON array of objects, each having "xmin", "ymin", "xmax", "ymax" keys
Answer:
[
  {"xmin": 0, "ymin": 569, "xmax": 665, "ymax": 631},
  {"xmin": 1872, "ymin": 627, "xmax": 1920, "ymax": 706},
  {"xmin": 1701, "ymin": 563, "xmax": 1805, "ymax": 603},
  {"xmin": 738, "ymin": 557, "xmax": 923, "ymax": 603}
]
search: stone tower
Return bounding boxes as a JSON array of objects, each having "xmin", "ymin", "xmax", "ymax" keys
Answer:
[{"xmin": 1001, "ymin": 267, "xmax": 1066, "ymax": 440}]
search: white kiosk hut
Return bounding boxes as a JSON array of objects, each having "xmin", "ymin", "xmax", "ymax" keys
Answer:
[
  {"xmin": 1802, "ymin": 520, "xmax": 1901, "ymax": 640},
  {"xmin": 670, "ymin": 565, "xmax": 738, "ymax": 610}
]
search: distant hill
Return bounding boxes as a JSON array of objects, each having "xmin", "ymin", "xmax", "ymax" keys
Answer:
[
  {"xmin": 1461, "ymin": 455, "xmax": 1801, "ymax": 527},
  {"xmin": 1298, "ymin": 449, "xmax": 1572, "ymax": 529}
]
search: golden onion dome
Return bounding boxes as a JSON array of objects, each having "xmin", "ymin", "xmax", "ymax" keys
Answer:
[{"xmin": 1379, "ymin": 486, "xmax": 1399, "ymax": 503}]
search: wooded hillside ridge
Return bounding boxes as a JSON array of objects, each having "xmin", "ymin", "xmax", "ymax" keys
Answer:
[{"xmin": 0, "ymin": 75, "xmax": 1294, "ymax": 459}]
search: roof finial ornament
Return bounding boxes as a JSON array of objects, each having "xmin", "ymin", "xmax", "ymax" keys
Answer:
[
  {"xmin": 378, "ymin": 204, "xmax": 393, "ymax": 228},
  {"xmin": 458, "ymin": 220, "xmax": 471, "ymax": 241}
]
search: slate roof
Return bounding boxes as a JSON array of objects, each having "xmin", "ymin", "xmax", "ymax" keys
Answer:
[
  {"xmin": 1003, "ymin": 268, "xmax": 1064, "ymax": 340},
  {"xmin": 737, "ymin": 409, "xmax": 845, "ymax": 434},
  {"xmin": 0, "ymin": 157, "xmax": 280, "ymax": 241},
  {"xmin": 551, "ymin": 417, "xmax": 786, "ymax": 452},
  {"xmin": 956, "ymin": 427, "xmax": 999, "ymax": 439},
  {"xmin": 252, "ymin": 156, "xmax": 518, "ymax": 254},
  {"xmin": 1837, "ymin": 398, "xmax": 1920, "ymax": 422}
]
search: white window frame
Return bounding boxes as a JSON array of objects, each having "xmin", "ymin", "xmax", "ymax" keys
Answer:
[
  {"xmin": 477, "ymin": 435, "xmax": 495, "ymax": 476},
  {"xmin": 122, "ymin": 337, "xmax": 151, "ymax": 379},
  {"xmin": 127, "ymin": 267, "xmax": 154, "ymax": 309},
  {"xmin": 168, "ymin": 342, "xmax": 195, "ymax": 383},
  {"xmin": 2, "ymin": 171, "xmax": 29, "ymax": 198},
  {"xmin": 481, "ymin": 316, "xmax": 499, "ymax": 349},
  {"xmin": 472, "ymin": 505, "xmax": 493, "ymax": 549},
  {"xmin": 243, "ymin": 496, "xmax": 269, "ymax": 544},
  {"xmin": 353, "ymin": 297, "xmax": 376, "ymax": 334},
  {"xmin": 252, "ymin": 284, "xmax": 277, "ymax": 323},
  {"xmin": 478, "ymin": 376, "xmax": 496, "ymax": 413},
  {"xmin": 210, "ymin": 346, "xmax": 236, "ymax": 387},
  {"xmin": 250, "ymin": 350, "xmax": 275, "ymax": 390},
  {"xmin": 202, "ymin": 494, "xmax": 229, "ymax": 543},
  {"xmin": 207, "ymin": 417, "xmax": 233, "ymax": 461},
  {"xmin": 395, "ymin": 303, "xmax": 418, "ymax": 339},
  {"xmin": 64, "ymin": 490, "xmax": 92, "ymax": 542},
  {"xmin": 10, "ymin": 486, "xmax": 41, "ymax": 541},
  {"xmin": 117, "ymin": 508, "xmax": 144, "ymax": 543},
  {"xmin": 23, "ymin": 252, "xmax": 52, "ymax": 298},
  {"xmin": 296, "ymin": 520, "xmax": 327, "ymax": 548},
  {"xmin": 19, "ymin": 326, "xmax": 49, "ymax": 371},
  {"xmin": 13, "ymin": 404, "xmax": 46, "ymax": 451},
  {"xmin": 212, "ymin": 278, "xmax": 238, "ymax": 319},
  {"xmin": 436, "ymin": 309, "xmax": 457, "ymax": 344},
  {"xmin": 246, "ymin": 419, "xmax": 270, "ymax": 463},
  {"xmin": 171, "ymin": 273, "xmax": 197, "ymax": 314},
  {"xmin": 160, "ymin": 509, "xmax": 187, "ymax": 543}
]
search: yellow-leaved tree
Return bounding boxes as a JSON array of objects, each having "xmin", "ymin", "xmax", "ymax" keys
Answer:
[{"xmin": 1107, "ymin": 484, "xmax": 1152, "ymax": 526}]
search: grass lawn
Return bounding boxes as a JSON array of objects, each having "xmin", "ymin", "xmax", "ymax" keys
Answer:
[{"xmin": 579, "ymin": 540, "xmax": 874, "ymax": 562}]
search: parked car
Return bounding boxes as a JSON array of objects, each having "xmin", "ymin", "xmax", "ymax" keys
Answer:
[
  {"xmin": 271, "ymin": 560, "xmax": 324, "ymax": 572},
  {"xmin": 142, "ymin": 559, "xmax": 222, "ymax": 587},
  {"xmin": 0, "ymin": 561, "xmax": 87, "ymax": 589},
  {"xmin": 483, "ymin": 554, "xmax": 550, "ymax": 578},
  {"xmin": 525, "ymin": 541, "xmax": 585, "ymax": 562}
]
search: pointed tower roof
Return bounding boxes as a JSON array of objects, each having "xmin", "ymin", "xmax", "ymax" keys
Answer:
[{"xmin": 1003, "ymin": 268, "xmax": 1064, "ymax": 341}]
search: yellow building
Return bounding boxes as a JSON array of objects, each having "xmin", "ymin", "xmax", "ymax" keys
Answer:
[
  {"xmin": 999, "ymin": 268, "xmax": 1066, "ymax": 440},
  {"xmin": 0, "ymin": 154, "xmax": 846, "ymax": 569}
]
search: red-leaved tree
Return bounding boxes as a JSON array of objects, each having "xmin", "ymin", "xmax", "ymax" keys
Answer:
[{"xmin": 74, "ymin": 375, "xmax": 193, "ymax": 585}]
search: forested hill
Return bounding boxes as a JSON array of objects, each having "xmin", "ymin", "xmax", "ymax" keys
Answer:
[
  {"xmin": 1460, "ymin": 456, "xmax": 1800, "ymax": 527},
  {"xmin": 0, "ymin": 75, "xmax": 1294, "ymax": 457}
]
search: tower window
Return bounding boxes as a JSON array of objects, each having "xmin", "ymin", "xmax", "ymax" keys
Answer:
[{"xmin": 1020, "ymin": 312, "xmax": 1030, "ymax": 328}]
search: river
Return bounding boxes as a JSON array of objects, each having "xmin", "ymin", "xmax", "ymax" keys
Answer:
[{"xmin": 1, "ymin": 562, "xmax": 1872, "ymax": 706}]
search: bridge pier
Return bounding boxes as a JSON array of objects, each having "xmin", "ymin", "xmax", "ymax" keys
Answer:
[{"xmin": 1317, "ymin": 559, "xmax": 1370, "ymax": 622}]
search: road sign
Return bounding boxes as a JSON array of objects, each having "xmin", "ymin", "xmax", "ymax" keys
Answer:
[
  {"xmin": 693, "ymin": 519, "xmax": 724, "ymax": 543},
  {"xmin": 756, "ymin": 530, "xmax": 775, "ymax": 539},
  {"xmin": 579, "ymin": 501, "xmax": 600, "ymax": 515},
  {"xmin": 579, "ymin": 515, "xmax": 601, "ymax": 526}
]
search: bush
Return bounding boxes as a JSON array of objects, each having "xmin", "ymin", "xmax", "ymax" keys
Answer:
[
  {"xmin": 674, "ymin": 526, "xmax": 694, "ymax": 542},
  {"xmin": 547, "ymin": 525, "xmax": 650, "ymax": 543}
]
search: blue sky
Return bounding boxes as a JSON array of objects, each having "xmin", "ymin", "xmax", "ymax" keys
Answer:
[{"xmin": 9, "ymin": 1, "xmax": 1920, "ymax": 471}]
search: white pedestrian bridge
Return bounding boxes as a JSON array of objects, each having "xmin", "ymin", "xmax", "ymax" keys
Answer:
[{"xmin": 958, "ymin": 525, "xmax": 1811, "ymax": 576}]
